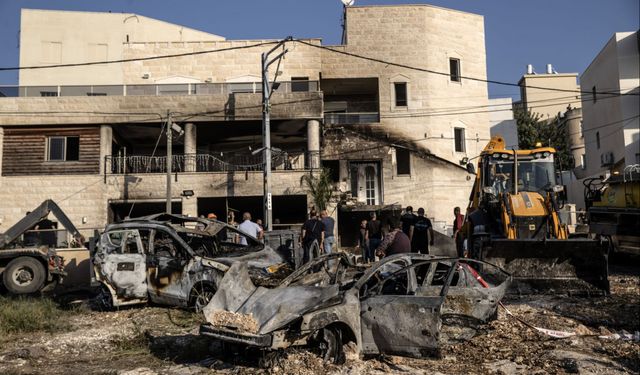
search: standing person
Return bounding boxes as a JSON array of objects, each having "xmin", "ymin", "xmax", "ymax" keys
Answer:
[
  {"xmin": 410, "ymin": 208, "xmax": 434, "ymax": 254},
  {"xmin": 400, "ymin": 206, "xmax": 415, "ymax": 237},
  {"xmin": 357, "ymin": 220, "xmax": 369, "ymax": 263},
  {"xmin": 237, "ymin": 212, "xmax": 263, "ymax": 246},
  {"xmin": 375, "ymin": 218, "xmax": 411, "ymax": 258},
  {"xmin": 365, "ymin": 212, "xmax": 383, "ymax": 263},
  {"xmin": 452, "ymin": 207, "xmax": 465, "ymax": 258},
  {"xmin": 320, "ymin": 209, "xmax": 335, "ymax": 255},
  {"xmin": 301, "ymin": 210, "xmax": 325, "ymax": 264}
]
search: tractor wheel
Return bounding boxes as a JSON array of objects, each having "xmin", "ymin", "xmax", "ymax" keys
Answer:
[{"xmin": 2, "ymin": 257, "xmax": 46, "ymax": 295}]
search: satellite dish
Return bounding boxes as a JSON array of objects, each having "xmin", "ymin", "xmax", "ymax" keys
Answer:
[{"xmin": 341, "ymin": 0, "xmax": 355, "ymax": 6}]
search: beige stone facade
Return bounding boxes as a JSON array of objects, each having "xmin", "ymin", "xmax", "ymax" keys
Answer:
[
  {"xmin": 516, "ymin": 71, "xmax": 581, "ymax": 121},
  {"xmin": 1, "ymin": 5, "xmax": 489, "ymax": 242}
]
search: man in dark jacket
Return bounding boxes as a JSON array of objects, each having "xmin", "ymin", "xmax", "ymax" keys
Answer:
[
  {"xmin": 300, "ymin": 210, "xmax": 325, "ymax": 264},
  {"xmin": 410, "ymin": 207, "xmax": 434, "ymax": 254}
]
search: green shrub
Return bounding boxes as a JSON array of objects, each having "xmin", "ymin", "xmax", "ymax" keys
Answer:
[{"xmin": 0, "ymin": 296, "xmax": 70, "ymax": 335}]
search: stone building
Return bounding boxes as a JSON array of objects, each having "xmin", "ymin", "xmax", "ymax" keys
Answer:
[
  {"xmin": 0, "ymin": 5, "xmax": 490, "ymax": 247},
  {"xmin": 579, "ymin": 31, "xmax": 639, "ymax": 178}
]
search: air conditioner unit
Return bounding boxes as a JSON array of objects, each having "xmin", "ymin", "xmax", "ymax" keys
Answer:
[{"xmin": 600, "ymin": 152, "xmax": 614, "ymax": 167}]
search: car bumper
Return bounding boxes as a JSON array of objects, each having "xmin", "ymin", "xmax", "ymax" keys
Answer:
[{"xmin": 200, "ymin": 324, "xmax": 273, "ymax": 347}]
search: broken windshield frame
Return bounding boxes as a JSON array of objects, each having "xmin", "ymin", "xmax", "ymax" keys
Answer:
[{"xmin": 483, "ymin": 154, "xmax": 556, "ymax": 194}]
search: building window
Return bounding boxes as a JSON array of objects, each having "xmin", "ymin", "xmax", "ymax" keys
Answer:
[
  {"xmin": 449, "ymin": 58, "xmax": 461, "ymax": 82},
  {"xmin": 40, "ymin": 91, "xmax": 58, "ymax": 97},
  {"xmin": 396, "ymin": 148, "xmax": 411, "ymax": 175},
  {"xmin": 291, "ymin": 77, "xmax": 310, "ymax": 92},
  {"xmin": 394, "ymin": 82, "xmax": 407, "ymax": 107},
  {"xmin": 47, "ymin": 136, "xmax": 80, "ymax": 161},
  {"xmin": 596, "ymin": 131, "xmax": 600, "ymax": 149},
  {"xmin": 454, "ymin": 128, "xmax": 466, "ymax": 153},
  {"xmin": 592, "ymin": 86, "xmax": 597, "ymax": 103}
]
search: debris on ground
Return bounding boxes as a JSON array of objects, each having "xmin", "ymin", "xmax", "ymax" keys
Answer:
[
  {"xmin": 204, "ymin": 310, "xmax": 259, "ymax": 334},
  {"xmin": 0, "ymin": 264, "xmax": 637, "ymax": 374}
]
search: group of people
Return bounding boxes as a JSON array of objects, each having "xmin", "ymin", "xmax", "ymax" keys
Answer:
[
  {"xmin": 207, "ymin": 203, "xmax": 467, "ymax": 264},
  {"xmin": 357, "ymin": 206, "xmax": 435, "ymax": 263},
  {"xmin": 300, "ymin": 209, "xmax": 335, "ymax": 265}
]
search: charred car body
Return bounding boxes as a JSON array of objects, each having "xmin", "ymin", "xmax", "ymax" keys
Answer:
[
  {"xmin": 93, "ymin": 214, "xmax": 290, "ymax": 310},
  {"xmin": 200, "ymin": 253, "xmax": 511, "ymax": 363}
]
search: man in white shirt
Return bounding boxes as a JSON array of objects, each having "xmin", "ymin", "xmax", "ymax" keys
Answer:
[{"xmin": 236, "ymin": 212, "xmax": 263, "ymax": 246}]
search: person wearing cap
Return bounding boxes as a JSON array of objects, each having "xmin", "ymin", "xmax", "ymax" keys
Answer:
[{"xmin": 410, "ymin": 207, "xmax": 434, "ymax": 254}]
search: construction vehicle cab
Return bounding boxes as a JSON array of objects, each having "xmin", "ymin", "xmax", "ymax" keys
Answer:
[{"xmin": 463, "ymin": 136, "xmax": 609, "ymax": 295}]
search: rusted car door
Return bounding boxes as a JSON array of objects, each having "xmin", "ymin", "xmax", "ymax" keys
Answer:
[
  {"xmin": 146, "ymin": 229, "xmax": 191, "ymax": 305},
  {"xmin": 420, "ymin": 259, "xmax": 510, "ymax": 323},
  {"xmin": 100, "ymin": 229, "xmax": 148, "ymax": 299},
  {"xmin": 357, "ymin": 259, "xmax": 451, "ymax": 357}
]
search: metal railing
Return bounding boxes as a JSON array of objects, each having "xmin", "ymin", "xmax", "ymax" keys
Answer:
[
  {"xmin": 105, "ymin": 151, "xmax": 320, "ymax": 174},
  {"xmin": 0, "ymin": 80, "xmax": 319, "ymax": 98},
  {"xmin": 324, "ymin": 112, "xmax": 380, "ymax": 125}
]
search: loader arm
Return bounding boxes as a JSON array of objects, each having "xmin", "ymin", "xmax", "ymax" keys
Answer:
[{"xmin": 0, "ymin": 200, "xmax": 83, "ymax": 248}]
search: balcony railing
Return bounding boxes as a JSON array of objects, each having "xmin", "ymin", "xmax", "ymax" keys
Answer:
[
  {"xmin": 324, "ymin": 112, "xmax": 380, "ymax": 125},
  {"xmin": 0, "ymin": 81, "xmax": 320, "ymax": 98},
  {"xmin": 105, "ymin": 151, "xmax": 321, "ymax": 174}
]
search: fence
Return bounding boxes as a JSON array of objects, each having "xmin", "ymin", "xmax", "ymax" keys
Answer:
[{"xmin": 105, "ymin": 151, "xmax": 321, "ymax": 174}]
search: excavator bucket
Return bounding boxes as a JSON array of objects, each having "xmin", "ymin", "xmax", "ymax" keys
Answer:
[{"xmin": 481, "ymin": 238, "xmax": 609, "ymax": 295}]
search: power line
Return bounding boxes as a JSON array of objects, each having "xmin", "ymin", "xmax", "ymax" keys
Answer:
[
  {"xmin": 292, "ymin": 39, "xmax": 639, "ymax": 97},
  {"xmin": 0, "ymin": 41, "xmax": 279, "ymax": 71}
]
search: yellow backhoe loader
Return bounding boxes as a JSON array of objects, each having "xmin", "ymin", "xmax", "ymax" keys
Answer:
[{"xmin": 461, "ymin": 136, "xmax": 609, "ymax": 295}]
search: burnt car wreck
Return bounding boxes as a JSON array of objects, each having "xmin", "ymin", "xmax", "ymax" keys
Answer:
[
  {"xmin": 200, "ymin": 253, "xmax": 512, "ymax": 363},
  {"xmin": 93, "ymin": 213, "xmax": 289, "ymax": 310}
]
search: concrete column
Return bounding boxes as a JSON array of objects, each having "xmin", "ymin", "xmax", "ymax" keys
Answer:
[
  {"xmin": 99, "ymin": 125, "xmax": 113, "ymax": 175},
  {"xmin": 184, "ymin": 123, "xmax": 197, "ymax": 172},
  {"xmin": 306, "ymin": 120, "xmax": 321, "ymax": 169},
  {"xmin": 0, "ymin": 127, "xmax": 4, "ymax": 179}
]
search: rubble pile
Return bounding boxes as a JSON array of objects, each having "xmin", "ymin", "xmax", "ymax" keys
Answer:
[{"xmin": 204, "ymin": 310, "xmax": 259, "ymax": 334}]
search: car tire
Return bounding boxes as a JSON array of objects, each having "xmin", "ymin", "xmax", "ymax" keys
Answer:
[
  {"xmin": 2, "ymin": 257, "xmax": 46, "ymax": 295},
  {"xmin": 318, "ymin": 326, "xmax": 346, "ymax": 364},
  {"xmin": 190, "ymin": 283, "xmax": 216, "ymax": 312},
  {"xmin": 95, "ymin": 284, "xmax": 114, "ymax": 311}
]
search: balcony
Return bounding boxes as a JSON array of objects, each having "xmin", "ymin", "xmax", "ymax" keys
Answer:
[
  {"xmin": 105, "ymin": 151, "xmax": 321, "ymax": 174},
  {"xmin": 324, "ymin": 112, "xmax": 380, "ymax": 125},
  {"xmin": 0, "ymin": 81, "xmax": 319, "ymax": 98}
]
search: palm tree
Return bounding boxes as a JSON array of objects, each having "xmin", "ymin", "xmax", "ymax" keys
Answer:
[{"xmin": 300, "ymin": 168, "xmax": 334, "ymax": 211}]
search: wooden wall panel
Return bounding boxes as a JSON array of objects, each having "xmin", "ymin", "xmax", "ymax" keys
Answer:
[{"xmin": 2, "ymin": 127, "xmax": 100, "ymax": 176}]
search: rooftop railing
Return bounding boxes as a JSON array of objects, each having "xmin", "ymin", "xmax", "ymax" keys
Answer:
[{"xmin": 0, "ymin": 81, "xmax": 319, "ymax": 98}]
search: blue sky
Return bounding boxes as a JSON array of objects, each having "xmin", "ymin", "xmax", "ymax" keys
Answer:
[{"xmin": 0, "ymin": 0, "xmax": 638, "ymax": 98}]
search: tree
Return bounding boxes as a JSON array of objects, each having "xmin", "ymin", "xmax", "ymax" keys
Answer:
[
  {"xmin": 515, "ymin": 109, "xmax": 574, "ymax": 171},
  {"xmin": 300, "ymin": 168, "xmax": 334, "ymax": 211}
]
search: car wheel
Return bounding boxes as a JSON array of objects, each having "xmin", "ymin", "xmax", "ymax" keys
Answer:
[
  {"xmin": 94, "ymin": 284, "xmax": 114, "ymax": 311},
  {"xmin": 2, "ymin": 257, "xmax": 46, "ymax": 295},
  {"xmin": 191, "ymin": 284, "xmax": 216, "ymax": 312},
  {"xmin": 317, "ymin": 326, "xmax": 346, "ymax": 364}
]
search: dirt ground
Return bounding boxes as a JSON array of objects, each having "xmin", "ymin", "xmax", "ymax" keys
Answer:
[{"xmin": 0, "ymin": 262, "xmax": 638, "ymax": 375}]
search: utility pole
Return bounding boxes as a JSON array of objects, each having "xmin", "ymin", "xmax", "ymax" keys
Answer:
[
  {"xmin": 261, "ymin": 37, "xmax": 290, "ymax": 232},
  {"xmin": 166, "ymin": 111, "xmax": 172, "ymax": 214}
]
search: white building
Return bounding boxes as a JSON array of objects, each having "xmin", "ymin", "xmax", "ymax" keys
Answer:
[
  {"xmin": 580, "ymin": 31, "xmax": 640, "ymax": 177},
  {"xmin": 489, "ymin": 97, "xmax": 518, "ymax": 149}
]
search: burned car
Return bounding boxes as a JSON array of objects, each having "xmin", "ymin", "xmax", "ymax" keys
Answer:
[
  {"xmin": 200, "ymin": 253, "xmax": 511, "ymax": 363},
  {"xmin": 93, "ymin": 213, "xmax": 289, "ymax": 310}
]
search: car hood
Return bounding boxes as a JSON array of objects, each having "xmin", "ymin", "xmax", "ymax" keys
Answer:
[{"xmin": 203, "ymin": 262, "xmax": 341, "ymax": 335}]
